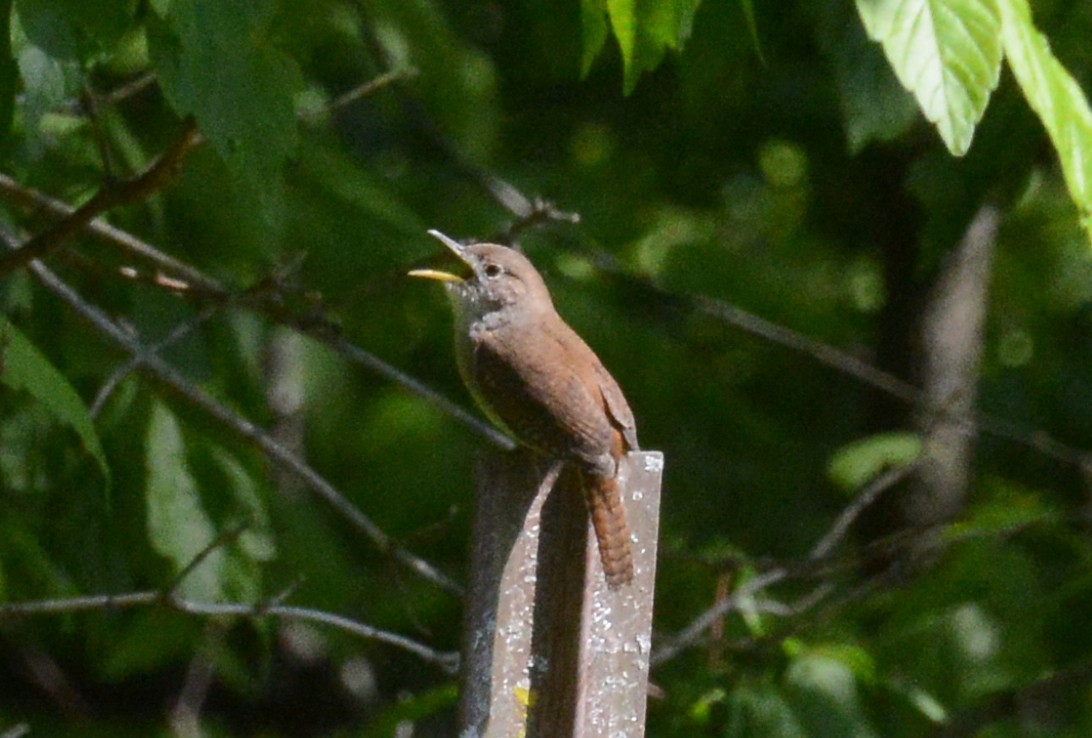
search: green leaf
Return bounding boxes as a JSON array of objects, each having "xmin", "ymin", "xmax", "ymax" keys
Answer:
[
  {"xmin": 147, "ymin": 0, "xmax": 300, "ymax": 182},
  {"xmin": 0, "ymin": 317, "xmax": 110, "ymax": 485},
  {"xmin": 856, "ymin": 0, "xmax": 1003, "ymax": 155},
  {"xmin": 827, "ymin": 432, "xmax": 922, "ymax": 494},
  {"xmin": 724, "ymin": 684, "xmax": 807, "ymax": 738},
  {"xmin": 944, "ymin": 481, "xmax": 1053, "ymax": 540},
  {"xmin": 580, "ymin": 0, "xmax": 609, "ymax": 77},
  {"xmin": 11, "ymin": 11, "xmax": 83, "ymax": 159},
  {"xmin": 362, "ymin": 684, "xmax": 459, "ymax": 738},
  {"xmin": 145, "ymin": 401, "xmax": 222, "ymax": 601},
  {"xmin": 210, "ymin": 448, "xmax": 275, "ymax": 563},
  {"xmin": 0, "ymin": 0, "xmax": 16, "ymax": 145},
  {"xmin": 998, "ymin": 0, "xmax": 1092, "ymax": 244},
  {"xmin": 102, "ymin": 610, "xmax": 201, "ymax": 681},
  {"xmin": 737, "ymin": 0, "xmax": 765, "ymax": 64},
  {"xmin": 606, "ymin": 0, "xmax": 701, "ymax": 93},
  {"xmin": 785, "ymin": 654, "xmax": 880, "ymax": 738}
]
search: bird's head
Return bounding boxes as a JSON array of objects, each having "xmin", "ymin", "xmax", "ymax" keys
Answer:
[{"xmin": 409, "ymin": 230, "xmax": 555, "ymax": 324}]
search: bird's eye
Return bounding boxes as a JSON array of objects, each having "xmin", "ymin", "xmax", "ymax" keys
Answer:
[{"xmin": 483, "ymin": 263, "xmax": 502, "ymax": 278}]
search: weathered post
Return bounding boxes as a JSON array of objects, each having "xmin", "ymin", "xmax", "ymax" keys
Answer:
[{"xmin": 459, "ymin": 449, "xmax": 663, "ymax": 737}]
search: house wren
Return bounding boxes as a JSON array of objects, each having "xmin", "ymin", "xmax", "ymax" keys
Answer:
[{"xmin": 410, "ymin": 229, "xmax": 639, "ymax": 588}]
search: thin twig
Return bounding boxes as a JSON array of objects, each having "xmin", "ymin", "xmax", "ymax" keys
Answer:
[
  {"xmin": 652, "ymin": 462, "xmax": 914, "ymax": 665},
  {"xmin": 0, "ymin": 173, "xmax": 513, "ymax": 450},
  {"xmin": 0, "ymin": 171, "xmax": 225, "ymax": 293},
  {"xmin": 0, "ymin": 118, "xmax": 200, "ymax": 278},
  {"xmin": 0, "ymin": 233, "xmax": 463, "ymax": 596},
  {"xmin": 807, "ymin": 461, "xmax": 919, "ymax": 561},
  {"xmin": 0, "ymin": 591, "xmax": 458, "ymax": 673},
  {"xmin": 167, "ymin": 525, "xmax": 248, "ymax": 596},
  {"xmin": 301, "ymin": 67, "xmax": 419, "ymax": 123},
  {"xmin": 576, "ymin": 245, "xmax": 1092, "ymax": 471},
  {"xmin": 170, "ymin": 623, "xmax": 223, "ymax": 738},
  {"xmin": 429, "ymin": 130, "xmax": 1091, "ymax": 471},
  {"xmin": 91, "ymin": 304, "xmax": 221, "ymax": 418}
]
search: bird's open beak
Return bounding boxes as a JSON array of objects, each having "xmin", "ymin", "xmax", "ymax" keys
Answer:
[
  {"xmin": 406, "ymin": 267, "xmax": 464, "ymax": 283},
  {"xmin": 408, "ymin": 229, "xmax": 473, "ymax": 282}
]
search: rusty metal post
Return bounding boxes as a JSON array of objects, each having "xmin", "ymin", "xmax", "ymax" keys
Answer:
[{"xmin": 459, "ymin": 449, "xmax": 663, "ymax": 737}]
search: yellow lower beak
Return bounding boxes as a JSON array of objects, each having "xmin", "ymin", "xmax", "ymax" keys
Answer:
[{"xmin": 407, "ymin": 268, "xmax": 464, "ymax": 283}]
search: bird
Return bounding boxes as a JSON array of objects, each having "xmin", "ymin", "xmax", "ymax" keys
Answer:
[{"xmin": 409, "ymin": 229, "xmax": 639, "ymax": 587}]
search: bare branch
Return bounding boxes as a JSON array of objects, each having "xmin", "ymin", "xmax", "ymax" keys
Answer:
[
  {"xmin": 0, "ymin": 118, "xmax": 200, "ymax": 278},
  {"xmin": 0, "ymin": 591, "xmax": 458, "ymax": 673},
  {"xmin": 168, "ymin": 526, "xmax": 248, "ymax": 596},
  {"xmin": 0, "ymin": 234, "xmax": 463, "ymax": 596},
  {"xmin": 807, "ymin": 461, "xmax": 919, "ymax": 561},
  {"xmin": 652, "ymin": 462, "xmax": 914, "ymax": 666},
  {"xmin": 427, "ymin": 138, "xmax": 1090, "ymax": 471},
  {"xmin": 170, "ymin": 624, "xmax": 223, "ymax": 738},
  {"xmin": 0, "ymin": 174, "xmax": 514, "ymax": 450},
  {"xmin": 0, "ymin": 171, "xmax": 225, "ymax": 293},
  {"xmin": 301, "ymin": 67, "xmax": 420, "ymax": 123},
  {"xmin": 90, "ymin": 304, "xmax": 221, "ymax": 418}
]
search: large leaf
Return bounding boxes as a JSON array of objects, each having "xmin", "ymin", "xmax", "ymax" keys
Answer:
[
  {"xmin": 0, "ymin": 317, "xmax": 110, "ymax": 484},
  {"xmin": 145, "ymin": 401, "xmax": 223, "ymax": 601},
  {"xmin": 856, "ymin": 0, "xmax": 1003, "ymax": 155},
  {"xmin": 998, "ymin": 0, "xmax": 1092, "ymax": 244},
  {"xmin": 147, "ymin": 0, "xmax": 300, "ymax": 182}
]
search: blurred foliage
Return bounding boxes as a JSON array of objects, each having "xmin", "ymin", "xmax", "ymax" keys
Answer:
[{"xmin": 0, "ymin": 0, "xmax": 1091, "ymax": 736}]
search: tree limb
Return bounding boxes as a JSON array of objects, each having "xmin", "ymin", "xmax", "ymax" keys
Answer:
[
  {"xmin": 0, "ymin": 118, "xmax": 200, "ymax": 278},
  {"xmin": 0, "ymin": 591, "xmax": 458, "ymax": 673},
  {"xmin": 1, "ymin": 231, "xmax": 463, "ymax": 596}
]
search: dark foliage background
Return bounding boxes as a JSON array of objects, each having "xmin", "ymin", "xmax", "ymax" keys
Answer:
[{"xmin": 1, "ymin": 0, "xmax": 1092, "ymax": 735}]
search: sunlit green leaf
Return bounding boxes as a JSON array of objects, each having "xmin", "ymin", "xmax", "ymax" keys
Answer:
[
  {"xmin": 606, "ymin": 0, "xmax": 701, "ymax": 93},
  {"xmin": 0, "ymin": 317, "xmax": 110, "ymax": 485},
  {"xmin": 145, "ymin": 401, "xmax": 222, "ymax": 601},
  {"xmin": 944, "ymin": 482, "xmax": 1053, "ymax": 540},
  {"xmin": 998, "ymin": 0, "xmax": 1092, "ymax": 244},
  {"xmin": 856, "ymin": 0, "xmax": 1003, "ymax": 155},
  {"xmin": 827, "ymin": 432, "xmax": 922, "ymax": 494},
  {"xmin": 580, "ymin": 0, "xmax": 609, "ymax": 77},
  {"xmin": 210, "ymin": 448, "xmax": 275, "ymax": 563},
  {"xmin": 785, "ymin": 654, "xmax": 880, "ymax": 738}
]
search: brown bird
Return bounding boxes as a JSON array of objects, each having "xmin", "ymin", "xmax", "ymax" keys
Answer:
[{"xmin": 410, "ymin": 229, "xmax": 639, "ymax": 587}]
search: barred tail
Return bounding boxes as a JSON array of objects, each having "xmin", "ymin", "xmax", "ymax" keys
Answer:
[{"xmin": 584, "ymin": 472, "xmax": 634, "ymax": 588}]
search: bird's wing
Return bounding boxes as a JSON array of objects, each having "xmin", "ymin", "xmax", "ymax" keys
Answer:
[
  {"xmin": 594, "ymin": 361, "xmax": 639, "ymax": 452},
  {"xmin": 472, "ymin": 326, "xmax": 615, "ymax": 464}
]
